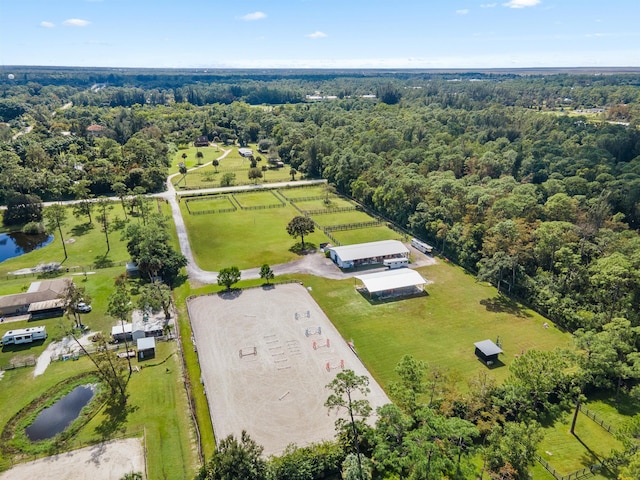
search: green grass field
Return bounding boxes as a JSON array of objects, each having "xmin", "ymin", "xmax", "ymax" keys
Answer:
[
  {"xmin": 331, "ymin": 225, "xmax": 404, "ymax": 245},
  {"xmin": 232, "ymin": 191, "xmax": 284, "ymax": 208},
  {"xmin": 184, "ymin": 195, "xmax": 235, "ymax": 213},
  {"xmin": 292, "ymin": 196, "xmax": 356, "ymax": 211},
  {"xmin": 536, "ymin": 410, "xmax": 622, "ymax": 477},
  {"xmin": 279, "ymin": 185, "xmax": 329, "ymax": 200},
  {"xmin": 172, "ymin": 145, "xmax": 293, "ymax": 189},
  {"xmin": 301, "ymin": 262, "xmax": 572, "ymax": 388},
  {"xmin": 313, "ymin": 210, "xmax": 380, "ymax": 227},
  {"xmin": 170, "ymin": 145, "xmax": 225, "ymax": 175},
  {"xmin": 180, "ymin": 200, "xmax": 330, "ymax": 270}
]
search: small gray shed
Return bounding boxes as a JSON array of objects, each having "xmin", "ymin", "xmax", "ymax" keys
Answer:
[
  {"xmin": 137, "ymin": 337, "xmax": 156, "ymax": 361},
  {"xmin": 474, "ymin": 339, "xmax": 503, "ymax": 365}
]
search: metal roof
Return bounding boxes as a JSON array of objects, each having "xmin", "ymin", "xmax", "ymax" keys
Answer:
[
  {"xmin": 28, "ymin": 298, "xmax": 66, "ymax": 312},
  {"xmin": 355, "ymin": 268, "xmax": 427, "ymax": 294},
  {"xmin": 137, "ymin": 337, "xmax": 156, "ymax": 350},
  {"xmin": 474, "ymin": 339, "xmax": 503, "ymax": 356},
  {"xmin": 111, "ymin": 323, "xmax": 133, "ymax": 335},
  {"xmin": 329, "ymin": 240, "xmax": 409, "ymax": 262}
]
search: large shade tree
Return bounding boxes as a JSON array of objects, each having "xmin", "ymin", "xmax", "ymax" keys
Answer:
[{"xmin": 286, "ymin": 215, "xmax": 315, "ymax": 248}]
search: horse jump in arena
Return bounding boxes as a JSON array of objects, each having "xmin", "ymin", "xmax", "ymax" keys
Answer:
[
  {"xmin": 312, "ymin": 338, "xmax": 330, "ymax": 350},
  {"xmin": 239, "ymin": 346, "xmax": 257, "ymax": 358},
  {"xmin": 295, "ymin": 310, "xmax": 311, "ymax": 320},
  {"xmin": 326, "ymin": 359, "xmax": 345, "ymax": 372},
  {"xmin": 305, "ymin": 326, "xmax": 322, "ymax": 337}
]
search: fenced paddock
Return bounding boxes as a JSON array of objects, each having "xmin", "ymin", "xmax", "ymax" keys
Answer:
[
  {"xmin": 184, "ymin": 195, "xmax": 236, "ymax": 214},
  {"xmin": 278, "ymin": 186, "xmax": 328, "ymax": 200},
  {"xmin": 187, "ymin": 283, "xmax": 389, "ymax": 457},
  {"xmin": 313, "ymin": 210, "xmax": 377, "ymax": 228},
  {"xmin": 232, "ymin": 191, "xmax": 285, "ymax": 209},
  {"xmin": 291, "ymin": 196, "xmax": 355, "ymax": 212},
  {"xmin": 331, "ymin": 225, "xmax": 403, "ymax": 245}
]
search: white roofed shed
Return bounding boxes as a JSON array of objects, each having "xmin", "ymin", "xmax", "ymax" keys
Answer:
[{"xmin": 355, "ymin": 268, "xmax": 427, "ymax": 299}]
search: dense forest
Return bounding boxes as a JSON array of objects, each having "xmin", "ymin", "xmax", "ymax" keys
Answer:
[{"xmin": 2, "ymin": 68, "xmax": 640, "ymax": 478}]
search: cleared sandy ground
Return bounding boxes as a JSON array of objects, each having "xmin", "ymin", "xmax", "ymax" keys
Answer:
[
  {"xmin": 187, "ymin": 283, "xmax": 390, "ymax": 456},
  {"xmin": 0, "ymin": 438, "xmax": 145, "ymax": 480}
]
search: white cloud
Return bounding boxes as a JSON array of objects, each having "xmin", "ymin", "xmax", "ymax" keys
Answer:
[
  {"xmin": 480, "ymin": 3, "xmax": 497, "ymax": 7},
  {"xmin": 503, "ymin": 0, "xmax": 541, "ymax": 8},
  {"xmin": 456, "ymin": 9, "xmax": 469, "ymax": 14},
  {"xmin": 40, "ymin": 21, "xmax": 55, "ymax": 28},
  {"xmin": 240, "ymin": 12, "xmax": 266, "ymax": 21},
  {"xmin": 63, "ymin": 18, "xmax": 91, "ymax": 27},
  {"xmin": 307, "ymin": 31, "xmax": 327, "ymax": 39}
]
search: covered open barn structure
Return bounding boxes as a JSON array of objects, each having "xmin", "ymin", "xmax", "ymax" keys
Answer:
[{"xmin": 355, "ymin": 268, "xmax": 428, "ymax": 299}]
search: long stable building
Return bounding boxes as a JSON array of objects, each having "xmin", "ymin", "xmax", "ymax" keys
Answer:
[{"xmin": 328, "ymin": 240, "xmax": 409, "ymax": 269}]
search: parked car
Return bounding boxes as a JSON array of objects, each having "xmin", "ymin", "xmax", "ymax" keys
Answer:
[{"xmin": 75, "ymin": 302, "xmax": 92, "ymax": 313}]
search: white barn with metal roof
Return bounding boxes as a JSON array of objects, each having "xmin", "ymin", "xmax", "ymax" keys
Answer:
[
  {"xmin": 355, "ymin": 268, "xmax": 427, "ymax": 299},
  {"xmin": 328, "ymin": 240, "xmax": 409, "ymax": 269}
]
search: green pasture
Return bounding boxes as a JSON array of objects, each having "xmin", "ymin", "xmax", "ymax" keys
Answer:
[
  {"xmin": 170, "ymin": 145, "xmax": 225, "ymax": 175},
  {"xmin": 313, "ymin": 210, "xmax": 379, "ymax": 227},
  {"xmin": 232, "ymin": 191, "xmax": 284, "ymax": 208},
  {"xmin": 184, "ymin": 195, "xmax": 235, "ymax": 213},
  {"xmin": 536, "ymin": 410, "xmax": 622, "ymax": 478},
  {"xmin": 302, "ymin": 262, "xmax": 572, "ymax": 389},
  {"xmin": 172, "ymin": 145, "xmax": 292, "ymax": 189},
  {"xmin": 279, "ymin": 185, "xmax": 329, "ymax": 199},
  {"xmin": 331, "ymin": 225, "xmax": 404, "ymax": 245},
  {"xmin": 292, "ymin": 196, "xmax": 356, "ymax": 211},
  {"xmin": 180, "ymin": 200, "xmax": 330, "ymax": 270}
]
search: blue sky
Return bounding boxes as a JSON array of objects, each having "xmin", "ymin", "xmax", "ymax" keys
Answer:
[{"xmin": 1, "ymin": 0, "xmax": 638, "ymax": 68}]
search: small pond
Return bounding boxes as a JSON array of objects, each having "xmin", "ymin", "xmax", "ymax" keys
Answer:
[
  {"xmin": 0, "ymin": 232, "xmax": 53, "ymax": 263},
  {"xmin": 25, "ymin": 385, "xmax": 95, "ymax": 441}
]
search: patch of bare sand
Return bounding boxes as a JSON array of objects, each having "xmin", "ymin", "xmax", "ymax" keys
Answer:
[{"xmin": 0, "ymin": 438, "xmax": 145, "ymax": 480}]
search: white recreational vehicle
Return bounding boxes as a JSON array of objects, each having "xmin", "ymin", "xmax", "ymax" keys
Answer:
[
  {"xmin": 411, "ymin": 238, "xmax": 433, "ymax": 254},
  {"xmin": 383, "ymin": 257, "xmax": 409, "ymax": 269},
  {"xmin": 1, "ymin": 326, "xmax": 47, "ymax": 346}
]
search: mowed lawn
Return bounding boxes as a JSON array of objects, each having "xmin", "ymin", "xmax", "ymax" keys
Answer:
[
  {"xmin": 0, "ymin": 202, "xmax": 134, "ymax": 277},
  {"xmin": 173, "ymin": 145, "xmax": 292, "ymax": 189},
  {"xmin": 170, "ymin": 145, "xmax": 225, "ymax": 174},
  {"xmin": 232, "ymin": 191, "xmax": 284, "ymax": 208},
  {"xmin": 536, "ymin": 411, "xmax": 623, "ymax": 476},
  {"xmin": 302, "ymin": 261, "xmax": 573, "ymax": 389},
  {"xmin": 180, "ymin": 201, "xmax": 330, "ymax": 270},
  {"xmin": 293, "ymin": 196, "xmax": 356, "ymax": 211},
  {"xmin": 332, "ymin": 226, "xmax": 403, "ymax": 245}
]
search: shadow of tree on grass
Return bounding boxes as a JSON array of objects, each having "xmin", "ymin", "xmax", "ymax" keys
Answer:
[
  {"xmin": 480, "ymin": 294, "xmax": 531, "ymax": 318},
  {"xmin": 288, "ymin": 242, "xmax": 317, "ymax": 255},
  {"xmin": 94, "ymin": 397, "xmax": 138, "ymax": 441}
]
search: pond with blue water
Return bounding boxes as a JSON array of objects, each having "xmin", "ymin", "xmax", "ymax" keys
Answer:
[
  {"xmin": 25, "ymin": 385, "xmax": 95, "ymax": 441},
  {"xmin": 0, "ymin": 232, "xmax": 53, "ymax": 263}
]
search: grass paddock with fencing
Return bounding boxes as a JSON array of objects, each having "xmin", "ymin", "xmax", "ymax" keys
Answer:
[
  {"xmin": 232, "ymin": 191, "xmax": 284, "ymax": 208},
  {"xmin": 535, "ymin": 408, "xmax": 623, "ymax": 479},
  {"xmin": 312, "ymin": 210, "xmax": 377, "ymax": 228},
  {"xmin": 291, "ymin": 196, "xmax": 356, "ymax": 211},
  {"xmin": 330, "ymin": 225, "xmax": 404, "ymax": 245}
]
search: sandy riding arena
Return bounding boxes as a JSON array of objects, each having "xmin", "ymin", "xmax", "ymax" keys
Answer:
[
  {"xmin": 187, "ymin": 283, "xmax": 389, "ymax": 456},
  {"xmin": 0, "ymin": 438, "xmax": 145, "ymax": 480}
]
